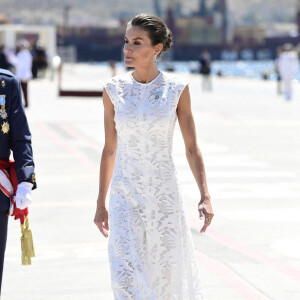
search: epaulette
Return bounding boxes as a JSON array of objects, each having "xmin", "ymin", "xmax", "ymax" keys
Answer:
[{"xmin": 0, "ymin": 68, "xmax": 14, "ymax": 77}]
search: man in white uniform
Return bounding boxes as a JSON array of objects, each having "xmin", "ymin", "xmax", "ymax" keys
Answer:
[{"xmin": 278, "ymin": 43, "xmax": 299, "ymax": 100}]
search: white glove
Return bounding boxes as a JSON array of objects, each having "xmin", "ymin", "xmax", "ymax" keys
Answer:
[{"xmin": 15, "ymin": 182, "xmax": 33, "ymax": 209}]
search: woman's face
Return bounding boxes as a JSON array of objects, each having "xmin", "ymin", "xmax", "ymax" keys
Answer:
[{"xmin": 124, "ymin": 25, "xmax": 159, "ymax": 67}]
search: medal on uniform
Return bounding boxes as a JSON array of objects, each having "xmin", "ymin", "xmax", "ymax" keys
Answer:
[
  {"xmin": 0, "ymin": 95, "xmax": 5, "ymax": 105},
  {"xmin": 0, "ymin": 95, "xmax": 7, "ymax": 119},
  {"xmin": 1, "ymin": 80, "xmax": 5, "ymax": 88},
  {"xmin": 0, "ymin": 105, "xmax": 7, "ymax": 119},
  {"xmin": 1, "ymin": 121, "xmax": 9, "ymax": 134}
]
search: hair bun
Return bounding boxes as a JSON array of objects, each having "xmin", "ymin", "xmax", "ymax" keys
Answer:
[{"xmin": 163, "ymin": 30, "xmax": 173, "ymax": 53}]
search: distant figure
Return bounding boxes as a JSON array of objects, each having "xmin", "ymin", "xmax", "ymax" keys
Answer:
[
  {"xmin": 275, "ymin": 46, "xmax": 283, "ymax": 94},
  {"xmin": 278, "ymin": 43, "xmax": 299, "ymax": 100},
  {"xmin": 0, "ymin": 46, "xmax": 11, "ymax": 71},
  {"xmin": 31, "ymin": 41, "xmax": 48, "ymax": 79},
  {"xmin": 15, "ymin": 40, "xmax": 32, "ymax": 108},
  {"xmin": 199, "ymin": 49, "xmax": 212, "ymax": 91}
]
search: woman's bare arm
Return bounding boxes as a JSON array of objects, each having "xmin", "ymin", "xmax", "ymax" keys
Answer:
[
  {"xmin": 94, "ymin": 88, "xmax": 117, "ymax": 237},
  {"xmin": 177, "ymin": 85, "xmax": 214, "ymax": 233}
]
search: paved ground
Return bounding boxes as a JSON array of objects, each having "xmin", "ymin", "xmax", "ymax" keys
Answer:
[{"xmin": 2, "ymin": 64, "xmax": 300, "ymax": 300}]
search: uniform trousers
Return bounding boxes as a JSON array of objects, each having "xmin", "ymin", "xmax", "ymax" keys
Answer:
[{"xmin": 0, "ymin": 193, "xmax": 9, "ymax": 295}]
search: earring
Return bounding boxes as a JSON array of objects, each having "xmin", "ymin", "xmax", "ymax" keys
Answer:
[{"xmin": 153, "ymin": 53, "xmax": 157, "ymax": 63}]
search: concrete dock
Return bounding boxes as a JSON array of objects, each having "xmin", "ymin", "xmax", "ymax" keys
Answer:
[{"xmin": 2, "ymin": 64, "xmax": 300, "ymax": 299}]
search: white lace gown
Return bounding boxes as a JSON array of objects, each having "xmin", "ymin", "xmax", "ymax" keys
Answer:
[{"xmin": 104, "ymin": 71, "xmax": 203, "ymax": 300}]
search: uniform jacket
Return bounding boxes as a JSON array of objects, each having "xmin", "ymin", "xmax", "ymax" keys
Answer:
[{"xmin": 0, "ymin": 68, "xmax": 36, "ymax": 212}]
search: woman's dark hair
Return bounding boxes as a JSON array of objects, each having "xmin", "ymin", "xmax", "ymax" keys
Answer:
[{"xmin": 128, "ymin": 14, "xmax": 173, "ymax": 58}]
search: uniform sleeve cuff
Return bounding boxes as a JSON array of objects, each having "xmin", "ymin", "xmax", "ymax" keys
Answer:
[{"xmin": 16, "ymin": 166, "xmax": 37, "ymax": 190}]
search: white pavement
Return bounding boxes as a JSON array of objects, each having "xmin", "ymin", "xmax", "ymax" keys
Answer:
[{"xmin": 2, "ymin": 64, "xmax": 300, "ymax": 300}]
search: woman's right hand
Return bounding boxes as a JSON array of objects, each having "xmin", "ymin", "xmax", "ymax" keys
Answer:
[{"xmin": 94, "ymin": 206, "xmax": 109, "ymax": 238}]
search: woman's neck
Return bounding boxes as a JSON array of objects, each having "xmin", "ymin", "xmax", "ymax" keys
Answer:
[{"xmin": 131, "ymin": 67, "xmax": 160, "ymax": 84}]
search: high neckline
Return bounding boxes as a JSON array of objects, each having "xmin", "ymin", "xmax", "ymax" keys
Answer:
[{"xmin": 129, "ymin": 71, "xmax": 162, "ymax": 85}]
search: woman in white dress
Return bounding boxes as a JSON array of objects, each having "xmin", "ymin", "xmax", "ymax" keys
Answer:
[{"xmin": 94, "ymin": 14, "xmax": 214, "ymax": 300}]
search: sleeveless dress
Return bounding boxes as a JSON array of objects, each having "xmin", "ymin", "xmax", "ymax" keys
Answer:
[{"xmin": 104, "ymin": 71, "xmax": 203, "ymax": 300}]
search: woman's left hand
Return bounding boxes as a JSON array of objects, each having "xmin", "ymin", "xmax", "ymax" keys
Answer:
[{"xmin": 198, "ymin": 198, "xmax": 214, "ymax": 233}]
